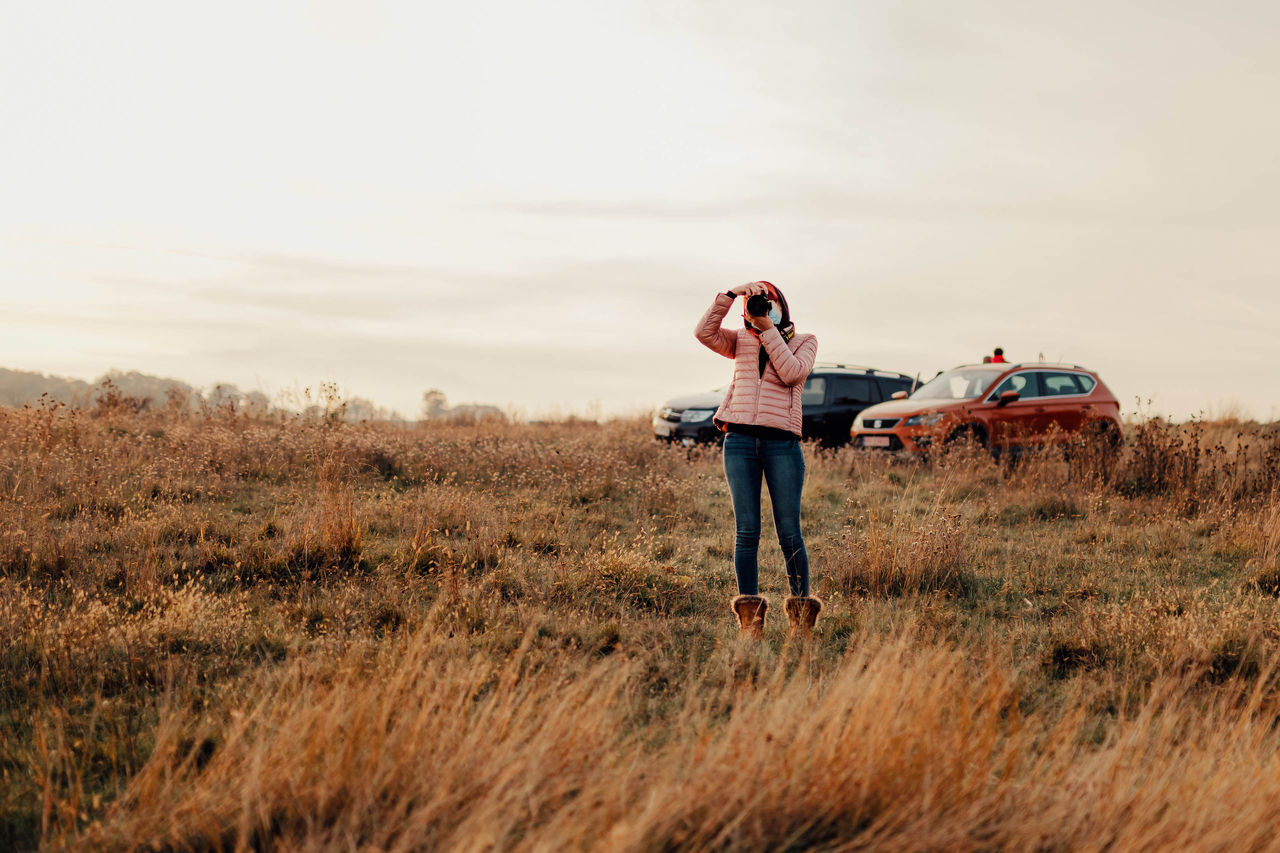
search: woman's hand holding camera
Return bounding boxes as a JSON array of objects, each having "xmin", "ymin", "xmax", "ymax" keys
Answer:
[
  {"xmin": 732, "ymin": 281, "xmax": 778, "ymax": 327},
  {"xmin": 730, "ymin": 282, "xmax": 775, "ymax": 331},
  {"xmin": 730, "ymin": 282, "xmax": 769, "ymax": 298}
]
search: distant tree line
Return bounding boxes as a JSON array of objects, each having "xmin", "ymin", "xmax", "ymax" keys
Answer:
[
  {"xmin": 0, "ymin": 368, "xmax": 222, "ymax": 411},
  {"xmin": 421, "ymin": 389, "xmax": 505, "ymax": 422},
  {"xmin": 0, "ymin": 368, "xmax": 502, "ymax": 424}
]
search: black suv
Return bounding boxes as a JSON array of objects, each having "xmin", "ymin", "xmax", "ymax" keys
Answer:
[{"xmin": 653, "ymin": 364, "xmax": 917, "ymax": 447}]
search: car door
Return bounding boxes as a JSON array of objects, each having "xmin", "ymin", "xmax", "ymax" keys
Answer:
[
  {"xmin": 1039, "ymin": 372, "xmax": 1087, "ymax": 438},
  {"xmin": 799, "ymin": 375, "xmax": 830, "ymax": 441},
  {"xmin": 826, "ymin": 376, "xmax": 881, "ymax": 444},
  {"xmin": 984, "ymin": 371, "xmax": 1045, "ymax": 446}
]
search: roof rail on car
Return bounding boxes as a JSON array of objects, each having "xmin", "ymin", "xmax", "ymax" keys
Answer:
[
  {"xmin": 813, "ymin": 362, "xmax": 913, "ymax": 379},
  {"xmin": 953, "ymin": 362, "xmax": 1090, "ymax": 372},
  {"xmin": 1009, "ymin": 362, "xmax": 1090, "ymax": 371}
]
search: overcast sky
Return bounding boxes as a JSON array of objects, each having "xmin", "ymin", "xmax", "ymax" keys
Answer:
[{"xmin": 2, "ymin": 0, "xmax": 1278, "ymax": 419}]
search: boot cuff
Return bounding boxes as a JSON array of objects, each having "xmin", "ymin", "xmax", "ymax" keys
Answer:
[{"xmin": 784, "ymin": 595, "xmax": 823, "ymax": 618}]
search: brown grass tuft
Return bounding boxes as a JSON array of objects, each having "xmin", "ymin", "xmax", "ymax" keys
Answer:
[{"xmin": 834, "ymin": 489, "xmax": 974, "ymax": 597}]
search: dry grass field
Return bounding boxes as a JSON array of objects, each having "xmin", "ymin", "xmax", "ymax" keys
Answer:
[{"xmin": 3, "ymin": 391, "xmax": 1280, "ymax": 851}]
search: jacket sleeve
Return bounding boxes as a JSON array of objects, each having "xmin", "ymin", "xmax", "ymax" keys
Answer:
[
  {"xmin": 760, "ymin": 330, "xmax": 817, "ymax": 387},
  {"xmin": 693, "ymin": 292, "xmax": 738, "ymax": 359}
]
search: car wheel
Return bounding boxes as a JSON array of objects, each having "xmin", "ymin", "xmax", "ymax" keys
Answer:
[
  {"xmin": 945, "ymin": 424, "xmax": 987, "ymax": 449},
  {"xmin": 1075, "ymin": 420, "xmax": 1121, "ymax": 450},
  {"xmin": 1067, "ymin": 420, "xmax": 1122, "ymax": 476}
]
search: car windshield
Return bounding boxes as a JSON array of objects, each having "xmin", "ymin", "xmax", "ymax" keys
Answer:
[{"xmin": 910, "ymin": 367, "xmax": 1005, "ymax": 401}]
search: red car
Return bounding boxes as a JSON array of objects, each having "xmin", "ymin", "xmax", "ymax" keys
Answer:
[{"xmin": 851, "ymin": 363, "xmax": 1122, "ymax": 453}]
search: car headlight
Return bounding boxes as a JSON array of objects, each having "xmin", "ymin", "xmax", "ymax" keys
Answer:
[
  {"xmin": 852, "ymin": 415, "xmax": 864, "ymax": 431},
  {"xmin": 903, "ymin": 412, "xmax": 944, "ymax": 427},
  {"xmin": 680, "ymin": 408, "xmax": 715, "ymax": 423}
]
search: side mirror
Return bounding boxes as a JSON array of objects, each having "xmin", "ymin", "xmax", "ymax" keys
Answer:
[
  {"xmin": 891, "ymin": 390, "xmax": 908, "ymax": 400},
  {"xmin": 998, "ymin": 390, "xmax": 1020, "ymax": 406}
]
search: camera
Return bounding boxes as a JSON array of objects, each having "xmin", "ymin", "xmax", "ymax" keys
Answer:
[{"xmin": 745, "ymin": 293, "xmax": 772, "ymax": 317}]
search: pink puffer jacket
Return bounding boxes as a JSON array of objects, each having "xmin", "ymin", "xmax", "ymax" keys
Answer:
[{"xmin": 694, "ymin": 292, "xmax": 818, "ymax": 436}]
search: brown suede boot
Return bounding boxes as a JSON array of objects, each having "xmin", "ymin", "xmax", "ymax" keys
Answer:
[
  {"xmin": 731, "ymin": 595, "xmax": 768, "ymax": 639},
  {"xmin": 784, "ymin": 596, "xmax": 823, "ymax": 639}
]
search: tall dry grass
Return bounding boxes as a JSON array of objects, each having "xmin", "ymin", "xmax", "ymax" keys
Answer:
[
  {"xmin": 833, "ymin": 481, "xmax": 973, "ymax": 597},
  {"xmin": 79, "ymin": 628, "xmax": 1280, "ymax": 851},
  {"xmin": 3, "ymin": 398, "xmax": 1280, "ymax": 850}
]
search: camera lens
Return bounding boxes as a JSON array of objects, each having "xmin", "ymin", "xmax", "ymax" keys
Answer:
[{"xmin": 746, "ymin": 294, "xmax": 771, "ymax": 317}]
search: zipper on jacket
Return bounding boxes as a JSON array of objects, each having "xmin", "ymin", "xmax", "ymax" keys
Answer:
[{"xmin": 750, "ymin": 335, "xmax": 762, "ymax": 422}]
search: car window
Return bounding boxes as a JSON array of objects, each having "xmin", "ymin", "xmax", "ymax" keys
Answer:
[
  {"xmin": 1076, "ymin": 374, "xmax": 1096, "ymax": 393},
  {"xmin": 1042, "ymin": 372, "xmax": 1083, "ymax": 396},
  {"xmin": 912, "ymin": 367, "xmax": 1005, "ymax": 400},
  {"xmin": 831, "ymin": 377, "xmax": 878, "ymax": 406},
  {"xmin": 802, "ymin": 376, "xmax": 827, "ymax": 406},
  {"xmin": 881, "ymin": 378, "xmax": 914, "ymax": 397},
  {"xmin": 988, "ymin": 371, "xmax": 1042, "ymax": 400}
]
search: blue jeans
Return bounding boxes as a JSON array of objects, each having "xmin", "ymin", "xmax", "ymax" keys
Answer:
[{"xmin": 722, "ymin": 433, "xmax": 810, "ymax": 597}]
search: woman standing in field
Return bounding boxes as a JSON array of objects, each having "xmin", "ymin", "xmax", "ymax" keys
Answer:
[{"xmin": 695, "ymin": 281, "xmax": 821, "ymax": 639}]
